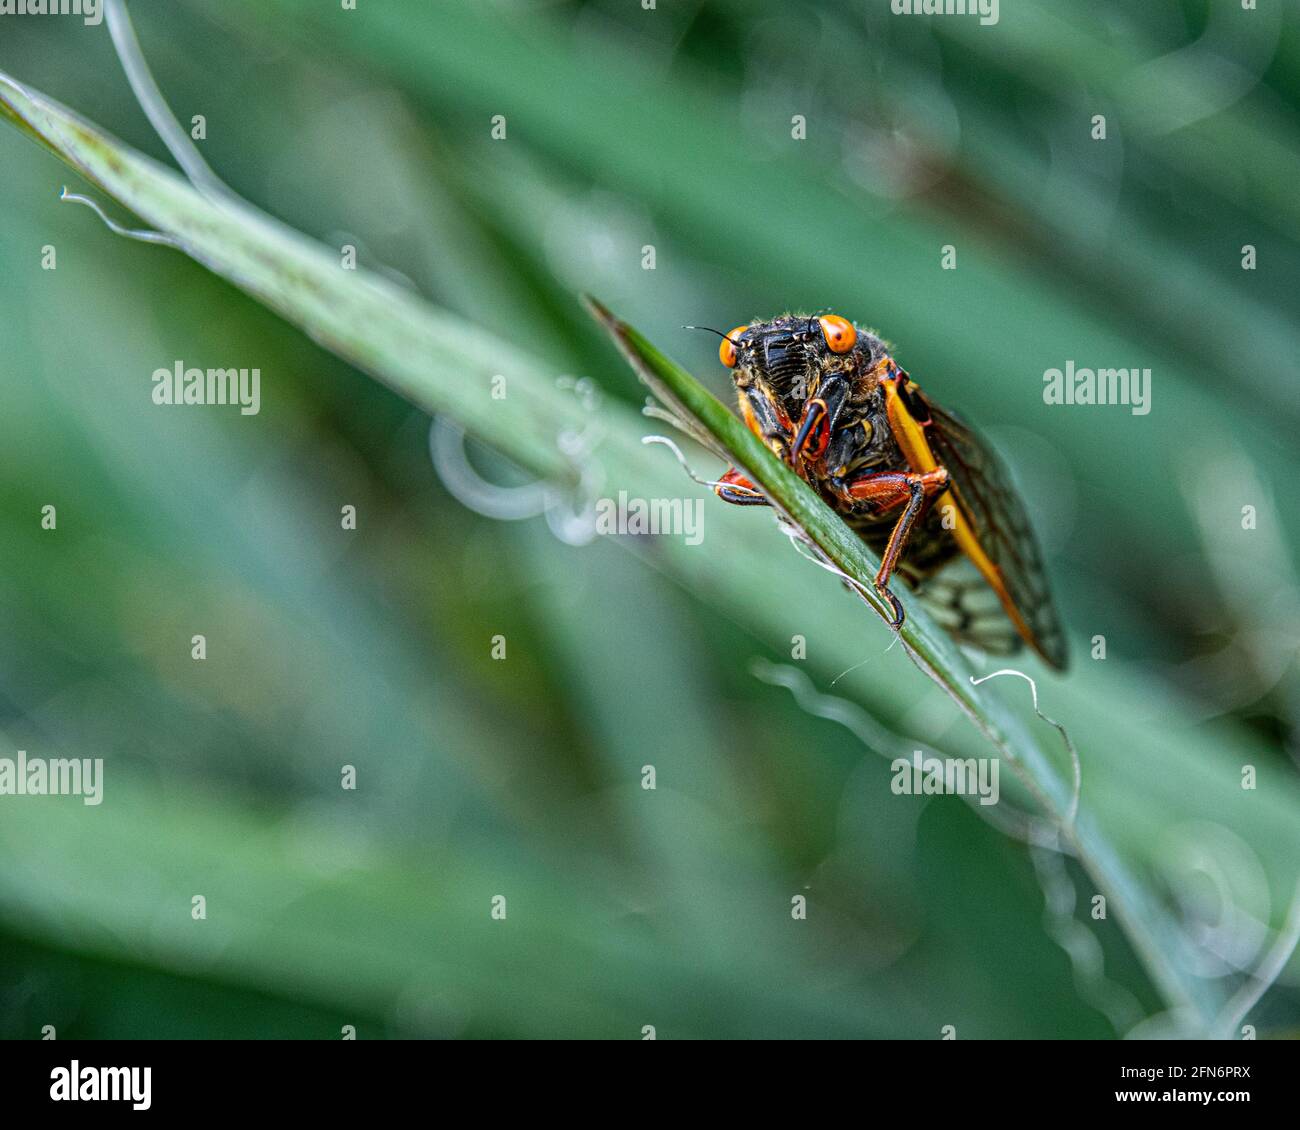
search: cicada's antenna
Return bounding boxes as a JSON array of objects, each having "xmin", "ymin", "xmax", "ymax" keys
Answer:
[{"xmin": 683, "ymin": 324, "xmax": 742, "ymax": 345}]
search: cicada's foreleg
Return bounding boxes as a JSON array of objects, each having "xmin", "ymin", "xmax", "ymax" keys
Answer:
[
  {"xmin": 714, "ymin": 467, "xmax": 770, "ymax": 507},
  {"xmin": 711, "ymin": 387, "xmax": 788, "ymax": 507},
  {"xmin": 738, "ymin": 386, "xmax": 794, "ymax": 464},
  {"xmin": 790, "ymin": 373, "xmax": 851, "ymax": 465},
  {"xmin": 836, "ymin": 467, "xmax": 950, "ymax": 628}
]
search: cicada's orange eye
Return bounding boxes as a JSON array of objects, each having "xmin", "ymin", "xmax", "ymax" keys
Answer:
[
  {"xmin": 720, "ymin": 325, "xmax": 748, "ymax": 368},
  {"xmin": 818, "ymin": 315, "xmax": 857, "ymax": 354}
]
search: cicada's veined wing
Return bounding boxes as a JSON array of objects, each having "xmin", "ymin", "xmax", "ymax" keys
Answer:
[
  {"xmin": 908, "ymin": 556, "xmax": 1023, "ymax": 657},
  {"xmin": 917, "ymin": 395, "xmax": 1069, "ymax": 670}
]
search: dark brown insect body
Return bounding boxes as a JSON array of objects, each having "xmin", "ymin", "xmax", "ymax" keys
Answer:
[{"xmin": 712, "ymin": 313, "xmax": 1068, "ymax": 669}]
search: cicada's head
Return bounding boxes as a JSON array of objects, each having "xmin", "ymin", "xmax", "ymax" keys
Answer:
[{"xmin": 712, "ymin": 313, "xmax": 886, "ymax": 412}]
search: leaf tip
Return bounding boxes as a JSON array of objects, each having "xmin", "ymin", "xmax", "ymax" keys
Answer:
[
  {"xmin": 580, "ymin": 292, "xmax": 618, "ymax": 332},
  {"xmin": 577, "ymin": 291, "xmax": 626, "ymax": 348}
]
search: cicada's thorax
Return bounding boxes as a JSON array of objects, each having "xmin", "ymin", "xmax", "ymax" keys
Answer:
[
  {"xmin": 768, "ymin": 345, "xmax": 901, "ymax": 488},
  {"xmin": 789, "ymin": 348, "xmax": 961, "ymax": 581},
  {"xmin": 812, "ymin": 374, "xmax": 899, "ymax": 483}
]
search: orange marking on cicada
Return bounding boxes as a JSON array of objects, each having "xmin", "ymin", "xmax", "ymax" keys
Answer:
[{"xmin": 738, "ymin": 391, "xmax": 763, "ymax": 438}]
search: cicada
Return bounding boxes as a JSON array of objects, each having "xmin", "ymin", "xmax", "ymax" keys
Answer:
[{"xmin": 706, "ymin": 313, "xmax": 1068, "ymax": 669}]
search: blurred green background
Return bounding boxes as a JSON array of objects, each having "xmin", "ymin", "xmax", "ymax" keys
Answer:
[{"xmin": 1, "ymin": 0, "xmax": 1298, "ymax": 1039}]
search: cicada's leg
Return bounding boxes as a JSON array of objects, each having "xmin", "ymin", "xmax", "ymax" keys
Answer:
[
  {"xmin": 715, "ymin": 467, "xmax": 770, "ymax": 507},
  {"xmin": 738, "ymin": 385, "xmax": 793, "ymax": 464},
  {"xmin": 837, "ymin": 467, "xmax": 950, "ymax": 628},
  {"xmin": 791, "ymin": 397, "xmax": 830, "ymax": 464},
  {"xmin": 790, "ymin": 373, "xmax": 850, "ymax": 464},
  {"xmin": 710, "ymin": 388, "xmax": 787, "ymax": 507}
]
